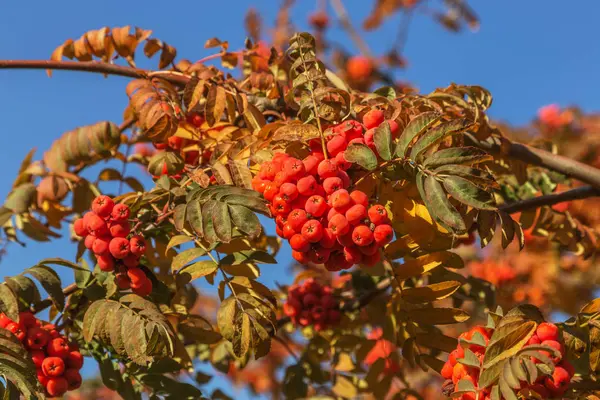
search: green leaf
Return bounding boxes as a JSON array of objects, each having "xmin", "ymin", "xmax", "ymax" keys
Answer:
[
  {"xmin": 373, "ymin": 122, "xmax": 392, "ymax": 161},
  {"xmin": 498, "ymin": 211, "xmax": 515, "ymax": 249},
  {"xmin": 4, "ymin": 183, "xmax": 36, "ymax": 214},
  {"xmin": 24, "ymin": 265, "xmax": 65, "ymax": 311},
  {"xmin": 477, "ymin": 210, "xmax": 497, "ymax": 248},
  {"xmin": 166, "ymin": 235, "xmax": 193, "ymax": 252},
  {"xmin": 424, "ymin": 146, "xmax": 491, "ymax": 168},
  {"xmin": 173, "ymin": 203, "xmax": 187, "ymax": 232},
  {"xmin": 171, "ymin": 247, "xmax": 207, "ymax": 272},
  {"xmin": 228, "ymin": 205, "xmax": 261, "ymax": 238},
  {"xmin": 499, "ymin": 376, "xmax": 518, "ymax": 400},
  {"xmin": 401, "ymin": 281, "xmax": 462, "ymax": 304},
  {"xmin": 179, "ymin": 261, "xmax": 218, "ymax": 281},
  {"xmin": 202, "ymin": 201, "xmax": 219, "ymax": 244},
  {"xmin": 459, "ymin": 348, "xmax": 482, "ymax": 368},
  {"xmin": 373, "ymin": 86, "xmax": 396, "ymax": 100},
  {"xmin": 483, "ymin": 321, "xmax": 536, "ymax": 369},
  {"xmin": 232, "ymin": 312, "xmax": 252, "ymax": 358},
  {"xmin": 435, "ymin": 165, "xmax": 495, "ymax": 187},
  {"xmin": 410, "ymin": 118, "xmax": 473, "ymax": 161},
  {"xmin": 423, "ymin": 174, "xmax": 466, "ymax": 233},
  {"xmin": 220, "ymin": 250, "xmax": 277, "ymax": 265},
  {"xmin": 396, "ymin": 112, "xmax": 440, "ymax": 158},
  {"xmin": 0, "ymin": 285, "xmax": 19, "ymax": 321},
  {"xmin": 212, "ymin": 201, "xmax": 232, "ymax": 243},
  {"xmin": 443, "ymin": 176, "xmax": 496, "ymax": 210},
  {"xmin": 344, "ymin": 143, "xmax": 378, "ymax": 171},
  {"xmin": 217, "ymin": 297, "xmax": 239, "ymax": 342}
]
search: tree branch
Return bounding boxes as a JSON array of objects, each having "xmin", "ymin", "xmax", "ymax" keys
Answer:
[
  {"xmin": 330, "ymin": 0, "xmax": 372, "ymax": 57},
  {"xmin": 499, "ymin": 185, "xmax": 600, "ymax": 214},
  {"xmin": 470, "ymin": 135, "xmax": 600, "ymax": 189},
  {"xmin": 0, "ymin": 60, "xmax": 190, "ymax": 86},
  {"xmin": 31, "ymin": 283, "xmax": 79, "ymax": 313}
]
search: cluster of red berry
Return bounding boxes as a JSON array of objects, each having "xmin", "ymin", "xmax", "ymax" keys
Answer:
[
  {"xmin": 252, "ymin": 110, "xmax": 395, "ymax": 271},
  {"xmin": 441, "ymin": 323, "xmax": 573, "ymax": 399},
  {"xmin": 73, "ymin": 195, "xmax": 151, "ymax": 296},
  {"xmin": 282, "ymin": 279, "xmax": 340, "ymax": 331},
  {"xmin": 1, "ymin": 312, "xmax": 83, "ymax": 397}
]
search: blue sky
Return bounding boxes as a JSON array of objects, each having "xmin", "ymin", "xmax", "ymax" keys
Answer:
[{"xmin": 1, "ymin": 0, "xmax": 599, "ymax": 398}]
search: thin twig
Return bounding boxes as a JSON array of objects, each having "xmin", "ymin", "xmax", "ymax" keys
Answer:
[
  {"xmin": 499, "ymin": 185, "xmax": 600, "ymax": 214},
  {"xmin": 273, "ymin": 335, "xmax": 300, "ymax": 362},
  {"xmin": 330, "ymin": 0, "xmax": 372, "ymax": 57},
  {"xmin": 31, "ymin": 283, "xmax": 79, "ymax": 313}
]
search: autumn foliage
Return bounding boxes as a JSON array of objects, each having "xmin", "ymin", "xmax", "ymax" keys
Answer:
[{"xmin": 1, "ymin": 1, "xmax": 600, "ymax": 399}]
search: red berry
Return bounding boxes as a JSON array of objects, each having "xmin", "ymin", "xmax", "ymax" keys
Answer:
[
  {"xmin": 441, "ymin": 362, "xmax": 453, "ymax": 379},
  {"xmin": 92, "ymin": 195, "xmax": 115, "ymax": 218},
  {"xmin": 327, "ymin": 135, "xmax": 347, "ymax": 157},
  {"xmin": 347, "ymin": 56, "xmax": 373, "ymax": 81},
  {"xmin": 528, "ymin": 384, "xmax": 550, "ymax": 399},
  {"xmin": 31, "ymin": 350, "xmax": 45, "ymax": 367},
  {"xmin": 537, "ymin": 322, "xmax": 559, "ymax": 342},
  {"xmin": 64, "ymin": 368, "xmax": 82, "ymax": 390},
  {"xmin": 352, "ymin": 225, "xmax": 374, "ymax": 246},
  {"xmin": 111, "ymin": 204, "xmax": 130, "ymax": 222},
  {"xmin": 6, "ymin": 322, "xmax": 26, "ymax": 341},
  {"xmin": 348, "ymin": 137, "xmax": 365, "ymax": 146},
  {"xmin": 259, "ymin": 162, "xmax": 278, "ymax": 180},
  {"xmin": 26, "ymin": 327, "xmax": 50, "ymax": 350},
  {"xmin": 127, "ymin": 267, "xmax": 146, "ymax": 285},
  {"xmin": 358, "ymin": 241, "xmax": 379, "ymax": 256},
  {"xmin": 37, "ymin": 368, "xmax": 49, "ymax": 386},
  {"xmin": 97, "ymin": 254, "xmax": 115, "ymax": 272},
  {"xmin": 283, "ymin": 158, "xmax": 306, "ymax": 181},
  {"xmin": 73, "ymin": 218, "xmax": 87, "ymax": 237},
  {"xmin": 345, "ymin": 204, "xmax": 367, "ymax": 225},
  {"xmin": 309, "ymin": 247, "xmax": 331, "ymax": 264},
  {"xmin": 328, "ymin": 214, "xmax": 350, "ymax": 236},
  {"xmin": 362, "ymin": 251, "xmax": 381, "ymax": 266},
  {"xmin": 387, "ymin": 120, "xmax": 400, "ymax": 138},
  {"xmin": 0, "ymin": 314, "xmax": 11, "ymax": 329},
  {"xmin": 305, "ymin": 195, "xmax": 328, "ymax": 217},
  {"xmin": 350, "ymin": 191, "xmax": 369, "ymax": 208},
  {"xmin": 323, "ymin": 177, "xmax": 343, "ymax": 195},
  {"xmin": 109, "ymin": 221, "xmax": 130, "ymax": 238},
  {"xmin": 66, "ymin": 351, "xmax": 84, "ymax": 369},
  {"xmin": 320, "ymin": 228, "xmax": 337, "ymax": 248},
  {"xmin": 273, "ymin": 195, "xmax": 292, "ymax": 215},
  {"xmin": 19, "ymin": 312, "xmax": 36, "ymax": 328},
  {"xmin": 42, "ymin": 357, "xmax": 65, "ymax": 377},
  {"xmin": 123, "ymin": 253, "xmax": 140, "ymax": 268},
  {"xmin": 82, "ymin": 212, "xmax": 96, "ymax": 231},
  {"xmin": 343, "ymin": 246, "xmax": 362, "ymax": 264},
  {"xmin": 297, "ymin": 175, "xmax": 318, "ymax": 197},
  {"xmin": 132, "ymin": 278, "xmax": 153, "ymax": 297},
  {"xmin": 288, "ymin": 209, "xmax": 309, "ymax": 231},
  {"xmin": 167, "ymin": 135, "xmax": 186, "ymax": 150},
  {"xmin": 263, "ymin": 183, "xmax": 279, "ymax": 201},
  {"xmin": 368, "ymin": 205, "xmax": 389, "ymax": 225},
  {"xmin": 329, "ymin": 189, "xmax": 351, "ymax": 211},
  {"xmin": 252, "ymin": 177, "xmax": 267, "ymax": 193},
  {"xmin": 363, "ymin": 109, "xmax": 385, "ymax": 129},
  {"xmin": 334, "ymin": 151, "xmax": 352, "ymax": 170},
  {"xmin": 290, "ymin": 234, "xmax": 310, "ymax": 252},
  {"xmin": 364, "ymin": 128, "xmax": 375, "ymax": 148},
  {"xmin": 301, "ymin": 220, "xmax": 324, "ymax": 243},
  {"xmin": 280, "ymin": 183, "xmax": 299, "ymax": 202},
  {"xmin": 374, "ymin": 224, "xmax": 394, "ymax": 246},
  {"xmin": 303, "ymin": 155, "xmax": 320, "ymax": 175},
  {"xmin": 47, "ymin": 337, "xmax": 70, "ymax": 358},
  {"xmin": 528, "ymin": 334, "xmax": 541, "ymax": 345},
  {"xmin": 87, "ymin": 214, "xmax": 109, "ymax": 236},
  {"xmin": 130, "ymin": 235, "xmax": 146, "ymax": 257},
  {"xmin": 335, "ymin": 120, "xmax": 364, "ymax": 140},
  {"xmin": 317, "ymin": 159, "xmax": 338, "ymax": 179},
  {"xmin": 274, "ymin": 171, "xmax": 291, "ymax": 187},
  {"xmin": 337, "ymin": 232, "xmax": 355, "ymax": 247},
  {"xmin": 282, "ymin": 223, "xmax": 296, "ymax": 240},
  {"xmin": 541, "ymin": 339, "xmax": 564, "ymax": 363},
  {"xmin": 46, "ymin": 376, "xmax": 69, "ymax": 397},
  {"xmin": 292, "ymin": 250, "xmax": 310, "ymax": 264},
  {"xmin": 92, "ymin": 236, "xmax": 111, "ymax": 256},
  {"xmin": 116, "ymin": 273, "xmax": 131, "ymax": 290},
  {"xmin": 84, "ymin": 234, "xmax": 96, "ymax": 250},
  {"xmin": 109, "ymin": 237, "xmax": 130, "ymax": 259},
  {"xmin": 544, "ymin": 366, "xmax": 571, "ymax": 394}
]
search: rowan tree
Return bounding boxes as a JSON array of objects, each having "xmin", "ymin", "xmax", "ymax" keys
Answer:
[{"xmin": 1, "ymin": 1, "xmax": 600, "ymax": 399}]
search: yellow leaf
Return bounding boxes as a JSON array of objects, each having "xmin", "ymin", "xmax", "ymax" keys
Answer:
[
  {"xmin": 394, "ymin": 251, "xmax": 463, "ymax": 281},
  {"xmin": 407, "ymin": 307, "xmax": 470, "ymax": 325},
  {"xmin": 334, "ymin": 353, "xmax": 356, "ymax": 372},
  {"xmin": 332, "ymin": 375, "xmax": 357, "ymax": 398},
  {"xmin": 401, "ymin": 281, "xmax": 462, "ymax": 303}
]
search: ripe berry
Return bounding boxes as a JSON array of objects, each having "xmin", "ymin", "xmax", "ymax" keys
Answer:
[
  {"xmin": 320, "ymin": 228, "xmax": 337, "ymax": 248},
  {"xmin": 301, "ymin": 220, "xmax": 324, "ymax": 243},
  {"xmin": 87, "ymin": 215, "xmax": 109, "ymax": 236},
  {"xmin": 374, "ymin": 224, "xmax": 394, "ymax": 246},
  {"xmin": 363, "ymin": 109, "xmax": 385, "ymax": 129},
  {"xmin": 323, "ymin": 177, "xmax": 343, "ymax": 195},
  {"xmin": 92, "ymin": 195, "xmax": 115, "ymax": 218},
  {"xmin": 73, "ymin": 218, "xmax": 87, "ymax": 237},
  {"xmin": 109, "ymin": 237, "xmax": 130, "ymax": 259},
  {"xmin": 123, "ymin": 253, "xmax": 140, "ymax": 268},
  {"xmin": 358, "ymin": 241, "xmax": 379, "ymax": 256},
  {"xmin": 129, "ymin": 235, "xmax": 146, "ymax": 257},
  {"xmin": 19, "ymin": 312, "xmax": 37, "ymax": 328},
  {"xmin": 280, "ymin": 183, "xmax": 299, "ymax": 202},
  {"xmin": 111, "ymin": 204, "xmax": 131, "ymax": 222},
  {"xmin": 441, "ymin": 361, "xmax": 454, "ymax": 379},
  {"xmin": 343, "ymin": 246, "xmax": 363, "ymax": 264},
  {"xmin": 544, "ymin": 366, "xmax": 571, "ymax": 394},
  {"xmin": 345, "ymin": 204, "xmax": 367, "ymax": 225},
  {"xmin": 303, "ymin": 155, "xmax": 320, "ymax": 175},
  {"xmin": 263, "ymin": 183, "xmax": 279, "ymax": 202},
  {"xmin": 346, "ymin": 56, "xmax": 373, "ymax": 82},
  {"xmin": 31, "ymin": 350, "xmax": 45, "ymax": 368},
  {"xmin": 328, "ymin": 214, "xmax": 350, "ymax": 236},
  {"xmin": 66, "ymin": 351, "xmax": 84, "ymax": 369},
  {"xmin": 290, "ymin": 234, "xmax": 310, "ymax": 252},
  {"xmin": 64, "ymin": 368, "xmax": 82, "ymax": 390},
  {"xmin": 282, "ymin": 223, "xmax": 296, "ymax": 240},
  {"xmin": 115, "ymin": 273, "xmax": 131, "ymax": 290},
  {"xmin": 329, "ymin": 189, "xmax": 351, "ymax": 211},
  {"xmin": 82, "ymin": 212, "xmax": 96, "ymax": 231},
  {"xmin": 337, "ymin": 232, "xmax": 355, "ymax": 247},
  {"xmin": 350, "ymin": 191, "xmax": 369, "ymax": 208},
  {"xmin": 167, "ymin": 135, "xmax": 186, "ymax": 150},
  {"xmin": 292, "ymin": 250, "xmax": 310, "ymax": 264},
  {"xmin": 364, "ymin": 128, "xmax": 376, "ymax": 148},
  {"xmin": 26, "ymin": 327, "xmax": 50, "ymax": 350},
  {"xmin": 537, "ymin": 322, "xmax": 559, "ymax": 342},
  {"xmin": 259, "ymin": 162, "xmax": 277, "ymax": 180},
  {"xmin": 541, "ymin": 339, "xmax": 564, "ymax": 363},
  {"xmin": 92, "ymin": 236, "xmax": 111, "ymax": 256},
  {"xmin": 297, "ymin": 175, "xmax": 318, "ymax": 196},
  {"xmin": 352, "ymin": 225, "xmax": 374, "ymax": 246},
  {"xmin": 133, "ymin": 278, "xmax": 153, "ymax": 297},
  {"xmin": 305, "ymin": 195, "xmax": 328, "ymax": 217},
  {"xmin": 127, "ymin": 268, "xmax": 146, "ymax": 285},
  {"xmin": 348, "ymin": 137, "xmax": 365, "ymax": 145},
  {"xmin": 42, "ymin": 357, "xmax": 65, "ymax": 377},
  {"xmin": 109, "ymin": 221, "xmax": 130, "ymax": 238},
  {"xmin": 327, "ymin": 135, "xmax": 347, "ymax": 157},
  {"xmin": 309, "ymin": 247, "xmax": 331, "ymax": 264},
  {"xmin": 368, "ymin": 205, "xmax": 390, "ymax": 225},
  {"xmin": 527, "ymin": 334, "xmax": 541, "ymax": 345},
  {"xmin": 334, "ymin": 151, "xmax": 352, "ymax": 170},
  {"xmin": 363, "ymin": 251, "xmax": 381, "ymax": 266},
  {"xmin": 317, "ymin": 159, "xmax": 338, "ymax": 179},
  {"xmin": 274, "ymin": 171, "xmax": 291, "ymax": 187},
  {"xmin": 47, "ymin": 337, "xmax": 70, "ymax": 358},
  {"xmin": 288, "ymin": 209, "xmax": 309, "ymax": 231},
  {"xmin": 46, "ymin": 376, "xmax": 69, "ymax": 397},
  {"xmin": 97, "ymin": 254, "xmax": 115, "ymax": 272},
  {"xmin": 84, "ymin": 234, "xmax": 96, "ymax": 250},
  {"xmin": 387, "ymin": 120, "xmax": 400, "ymax": 138},
  {"xmin": 5, "ymin": 322, "xmax": 26, "ymax": 341},
  {"xmin": 283, "ymin": 158, "xmax": 306, "ymax": 181},
  {"xmin": 252, "ymin": 178, "xmax": 267, "ymax": 193},
  {"xmin": 37, "ymin": 369, "xmax": 49, "ymax": 386},
  {"xmin": 273, "ymin": 195, "xmax": 292, "ymax": 215}
]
